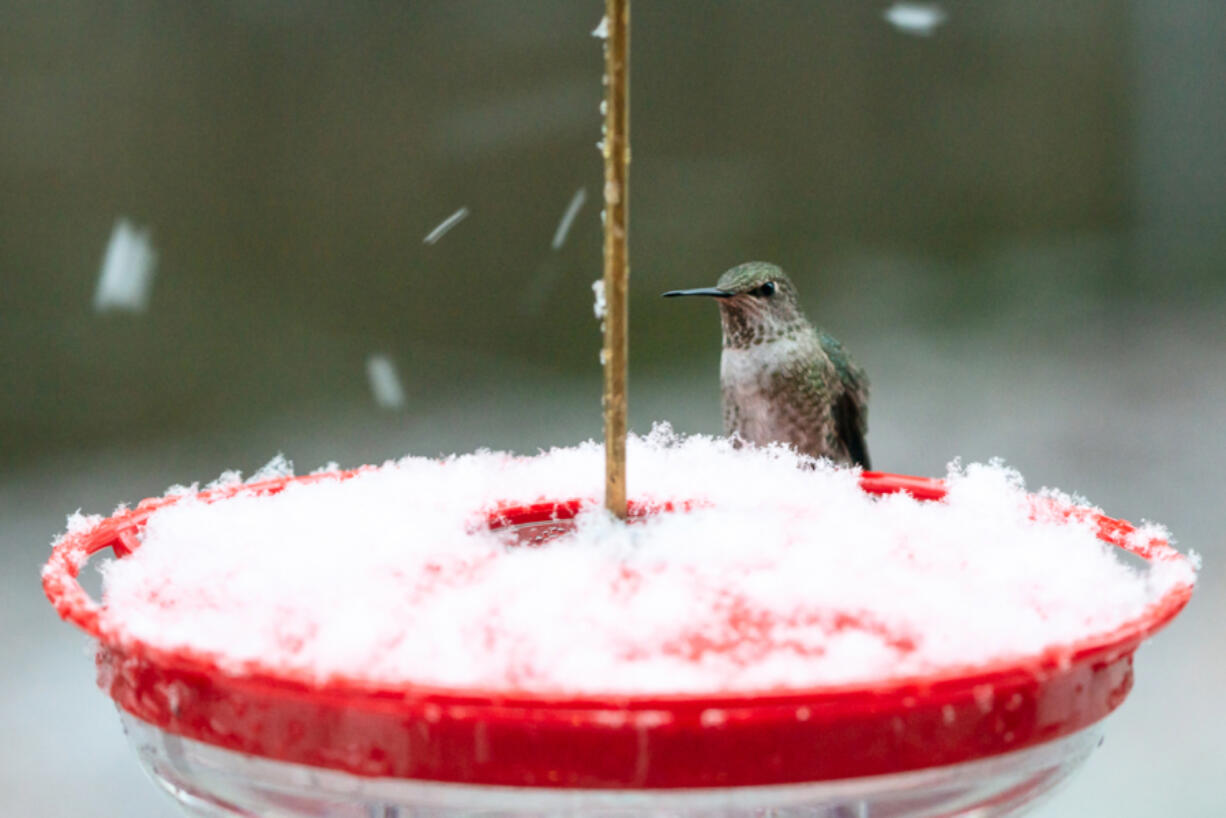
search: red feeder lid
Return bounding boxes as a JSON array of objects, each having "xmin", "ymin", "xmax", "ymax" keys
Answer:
[{"xmin": 42, "ymin": 470, "xmax": 1194, "ymax": 789}]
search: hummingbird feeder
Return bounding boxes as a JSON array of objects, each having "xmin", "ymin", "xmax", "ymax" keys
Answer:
[{"xmin": 43, "ymin": 463, "xmax": 1194, "ymax": 816}]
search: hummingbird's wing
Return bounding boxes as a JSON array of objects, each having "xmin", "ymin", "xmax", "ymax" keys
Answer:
[
  {"xmin": 819, "ymin": 331, "xmax": 871, "ymax": 469},
  {"xmin": 833, "ymin": 390, "xmax": 870, "ymax": 469}
]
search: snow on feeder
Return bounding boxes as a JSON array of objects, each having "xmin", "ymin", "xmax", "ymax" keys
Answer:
[{"xmin": 42, "ymin": 435, "xmax": 1196, "ymax": 816}]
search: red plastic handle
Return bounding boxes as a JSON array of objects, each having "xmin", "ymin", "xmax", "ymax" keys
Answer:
[{"xmin": 43, "ymin": 469, "xmax": 372, "ymax": 639}]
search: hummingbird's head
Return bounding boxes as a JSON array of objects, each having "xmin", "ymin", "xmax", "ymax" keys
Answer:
[{"xmin": 663, "ymin": 261, "xmax": 808, "ymax": 348}]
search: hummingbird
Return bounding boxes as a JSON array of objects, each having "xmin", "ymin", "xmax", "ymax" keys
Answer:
[{"xmin": 663, "ymin": 261, "xmax": 871, "ymax": 468}]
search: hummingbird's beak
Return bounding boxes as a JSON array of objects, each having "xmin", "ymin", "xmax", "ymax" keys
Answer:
[{"xmin": 661, "ymin": 287, "xmax": 732, "ymax": 298}]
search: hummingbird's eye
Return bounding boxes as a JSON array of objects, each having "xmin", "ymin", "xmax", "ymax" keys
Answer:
[{"xmin": 753, "ymin": 281, "xmax": 776, "ymax": 298}]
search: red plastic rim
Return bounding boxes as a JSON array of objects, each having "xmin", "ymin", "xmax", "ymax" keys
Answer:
[{"xmin": 42, "ymin": 470, "xmax": 1194, "ymax": 788}]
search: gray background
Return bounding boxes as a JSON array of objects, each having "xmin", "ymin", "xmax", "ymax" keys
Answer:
[{"xmin": 2, "ymin": 2, "xmax": 1222, "ymax": 815}]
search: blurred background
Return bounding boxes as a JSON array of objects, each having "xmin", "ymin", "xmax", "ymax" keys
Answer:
[{"xmin": 3, "ymin": 1, "xmax": 1222, "ymax": 815}]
